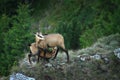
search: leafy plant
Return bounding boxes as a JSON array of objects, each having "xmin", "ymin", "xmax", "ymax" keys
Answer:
[{"xmin": 1, "ymin": 3, "xmax": 33, "ymax": 76}]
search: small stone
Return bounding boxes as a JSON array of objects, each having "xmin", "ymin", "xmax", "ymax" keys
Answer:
[
  {"xmin": 10, "ymin": 73, "xmax": 35, "ymax": 80},
  {"xmin": 45, "ymin": 63, "xmax": 52, "ymax": 67},
  {"xmin": 114, "ymin": 48, "xmax": 120, "ymax": 59},
  {"xmin": 93, "ymin": 54, "xmax": 101, "ymax": 60}
]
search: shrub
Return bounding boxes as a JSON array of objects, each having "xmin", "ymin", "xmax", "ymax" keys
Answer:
[
  {"xmin": 80, "ymin": 26, "xmax": 105, "ymax": 48},
  {"xmin": 2, "ymin": 3, "xmax": 33, "ymax": 76}
]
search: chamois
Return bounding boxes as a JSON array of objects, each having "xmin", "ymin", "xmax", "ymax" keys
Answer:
[
  {"xmin": 35, "ymin": 32, "xmax": 69, "ymax": 62},
  {"xmin": 28, "ymin": 42, "xmax": 57, "ymax": 64}
]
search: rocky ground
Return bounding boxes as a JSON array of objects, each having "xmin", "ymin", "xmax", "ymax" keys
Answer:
[{"xmin": 8, "ymin": 34, "xmax": 120, "ymax": 80}]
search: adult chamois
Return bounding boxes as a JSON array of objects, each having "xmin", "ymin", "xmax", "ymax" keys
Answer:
[{"xmin": 35, "ymin": 32, "xmax": 69, "ymax": 63}]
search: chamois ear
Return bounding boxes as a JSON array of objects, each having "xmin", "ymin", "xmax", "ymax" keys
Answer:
[
  {"xmin": 39, "ymin": 32, "xmax": 42, "ymax": 35},
  {"xmin": 36, "ymin": 32, "xmax": 39, "ymax": 35},
  {"xmin": 34, "ymin": 32, "xmax": 37, "ymax": 36}
]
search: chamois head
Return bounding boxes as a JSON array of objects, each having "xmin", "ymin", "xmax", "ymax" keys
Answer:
[{"xmin": 35, "ymin": 32, "xmax": 45, "ymax": 41}]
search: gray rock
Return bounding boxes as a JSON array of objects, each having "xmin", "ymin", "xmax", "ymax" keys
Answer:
[
  {"xmin": 114, "ymin": 48, "xmax": 120, "ymax": 59},
  {"xmin": 45, "ymin": 63, "xmax": 52, "ymax": 67},
  {"xmin": 10, "ymin": 73, "xmax": 35, "ymax": 80},
  {"xmin": 93, "ymin": 54, "xmax": 101, "ymax": 60}
]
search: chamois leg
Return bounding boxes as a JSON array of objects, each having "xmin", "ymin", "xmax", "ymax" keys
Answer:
[
  {"xmin": 43, "ymin": 49, "xmax": 47, "ymax": 59},
  {"xmin": 38, "ymin": 47, "xmax": 47, "ymax": 62},
  {"xmin": 28, "ymin": 53, "xmax": 32, "ymax": 64},
  {"xmin": 37, "ymin": 53, "xmax": 40, "ymax": 63},
  {"xmin": 62, "ymin": 49, "xmax": 69, "ymax": 63},
  {"xmin": 52, "ymin": 48, "xmax": 59, "ymax": 60},
  {"xmin": 37, "ymin": 48, "xmax": 41, "ymax": 63}
]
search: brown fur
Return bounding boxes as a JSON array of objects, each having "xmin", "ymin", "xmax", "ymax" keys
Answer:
[
  {"xmin": 35, "ymin": 33, "xmax": 69, "ymax": 62},
  {"xmin": 28, "ymin": 42, "xmax": 57, "ymax": 64}
]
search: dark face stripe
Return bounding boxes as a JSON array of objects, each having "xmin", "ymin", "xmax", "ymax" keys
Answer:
[{"xmin": 38, "ymin": 34, "xmax": 44, "ymax": 38}]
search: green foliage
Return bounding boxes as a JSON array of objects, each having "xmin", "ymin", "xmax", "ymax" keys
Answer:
[
  {"xmin": 0, "ymin": 14, "xmax": 11, "ymax": 76},
  {"xmin": 79, "ymin": 0, "xmax": 120, "ymax": 48},
  {"xmin": 108, "ymin": 4, "xmax": 120, "ymax": 34},
  {"xmin": 0, "ymin": 0, "xmax": 20, "ymax": 15},
  {"xmin": 0, "ymin": 4, "xmax": 33, "ymax": 76},
  {"xmin": 54, "ymin": 0, "xmax": 96, "ymax": 49},
  {"xmin": 39, "ymin": 0, "xmax": 120, "ymax": 49},
  {"xmin": 0, "ymin": 14, "xmax": 10, "ymax": 53},
  {"xmin": 56, "ymin": 18, "xmax": 81, "ymax": 49},
  {"xmin": 80, "ymin": 27, "xmax": 104, "ymax": 48},
  {"xmin": 1, "ymin": 0, "xmax": 120, "ymax": 50}
]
